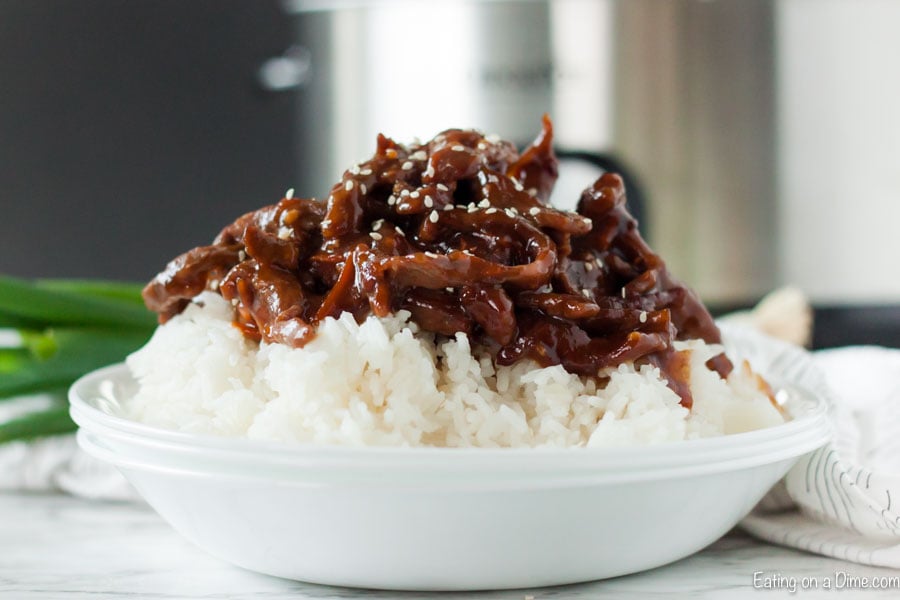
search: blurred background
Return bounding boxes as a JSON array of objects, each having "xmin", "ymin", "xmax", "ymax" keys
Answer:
[{"xmin": 1, "ymin": 0, "xmax": 898, "ymax": 346}]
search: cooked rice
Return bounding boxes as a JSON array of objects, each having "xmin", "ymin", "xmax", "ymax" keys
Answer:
[{"xmin": 125, "ymin": 293, "xmax": 784, "ymax": 447}]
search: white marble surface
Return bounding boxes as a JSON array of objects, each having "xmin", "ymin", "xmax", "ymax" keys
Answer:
[{"xmin": 2, "ymin": 492, "xmax": 899, "ymax": 599}]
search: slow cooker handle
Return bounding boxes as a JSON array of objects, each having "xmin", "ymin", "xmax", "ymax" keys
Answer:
[{"xmin": 556, "ymin": 150, "xmax": 648, "ymax": 228}]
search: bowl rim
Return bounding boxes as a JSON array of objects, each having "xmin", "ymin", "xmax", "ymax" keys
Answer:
[{"xmin": 69, "ymin": 362, "xmax": 831, "ymax": 470}]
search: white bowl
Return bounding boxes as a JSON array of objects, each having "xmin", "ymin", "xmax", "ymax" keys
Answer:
[{"xmin": 69, "ymin": 326, "xmax": 832, "ymax": 591}]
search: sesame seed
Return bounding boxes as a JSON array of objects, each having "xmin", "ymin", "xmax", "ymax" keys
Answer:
[
  {"xmin": 321, "ymin": 219, "xmax": 331, "ymax": 227},
  {"xmin": 387, "ymin": 195, "xmax": 397, "ymax": 206},
  {"xmin": 395, "ymin": 226, "xmax": 404, "ymax": 236},
  {"xmin": 410, "ymin": 190, "xmax": 420, "ymax": 199},
  {"xmin": 401, "ymin": 189, "xmax": 410, "ymax": 197},
  {"xmin": 424, "ymin": 195, "xmax": 434, "ymax": 208},
  {"xmin": 485, "ymin": 207, "xmax": 498, "ymax": 215},
  {"xmin": 639, "ymin": 311, "xmax": 648, "ymax": 323},
  {"xmin": 584, "ymin": 261, "xmax": 594, "ymax": 272},
  {"xmin": 488, "ymin": 175, "xmax": 499, "ymax": 184},
  {"xmin": 360, "ymin": 184, "xmax": 367, "ymax": 194},
  {"xmin": 476, "ymin": 142, "xmax": 487, "ymax": 150},
  {"xmin": 468, "ymin": 204, "xmax": 479, "ymax": 213},
  {"xmin": 621, "ymin": 288, "xmax": 627, "ymax": 298},
  {"xmin": 402, "ymin": 161, "xmax": 413, "ymax": 170},
  {"xmin": 372, "ymin": 219, "xmax": 384, "ymax": 230},
  {"xmin": 583, "ymin": 217, "xmax": 593, "ymax": 227},
  {"xmin": 344, "ymin": 180, "xmax": 354, "ymax": 191},
  {"xmin": 277, "ymin": 226, "xmax": 292, "ymax": 240},
  {"xmin": 582, "ymin": 289, "xmax": 591, "ymax": 298},
  {"xmin": 428, "ymin": 211, "xmax": 439, "ymax": 223},
  {"xmin": 451, "ymin": 144, "xmax": 466, "ymax": 152},
  {"xmin": 285, "ymin": 187, "xmax": 295, "ymax": 199},
  {"xmin": 478, "ymin": 199, "xmax": 490, "ymax": 208},
  {"xmin": 505, "ymin": 208, "xmax": 516, "ymax": 218},
  {"xmin": 443, "ymin": 204, "xmax": 453, "ymax": 211},
  {"xmin": 446, "ymin": 287, "xmax": 454, "ymax": 293},
  {"xmin": 369, "ymin": 232, "xmax": 383, "ymax": 241},
  {"xmin": 349, "ymin": 165, "xmax": 361, "ymax": 175},
  {"xmin": 238, "ymin": 250, "xmax": 246, "ymax": 261},
  {"xmin": 410, "ymin": 150, "xmax": 427, "ymax": 161},
  {"xmin": 424, "ymin": 251, "xmax": 438, "ymax": 258},
  {"xmin": 423, "ymin": 165, "xmax": 435, "ymax": 178},
  {"xmin": 231, "ymin": 298, "xmax": 239, "ymax": 306},
  {"xmin": 360, "ymin": 167, "xmax": 373, "ymax": 176},
  {"xmin": 509, "ymin": 207, "xmax": 519, "ymax": 215},
  {"xmin": 527, "ymin": 188, "xmax": 538, "ymax": 197},
  {"xmin": 528, "ymin": 207, "xmax": 540, "ymax": 216},
  {"xmin": 514, "ymin": 181, "xmax": 524, "ymax": 192},
  {"xmin": 210, "ymin": 280, "xmax": 219, "ymax": 291},
  {"xmin": 597, "ymin": 258, "xmax": 605, "ymax": 268},
  {"xmin": 437, "ymin": 183, "xmax": 449, "ymax": 192}
]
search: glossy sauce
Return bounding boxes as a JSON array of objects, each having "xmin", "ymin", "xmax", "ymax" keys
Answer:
[{"xmin": 143, "ymin": 116, "xmax": 731, "ymax": 407}]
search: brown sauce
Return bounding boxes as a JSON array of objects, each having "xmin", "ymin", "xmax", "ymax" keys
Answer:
[{"xmin": 142, "ymin": 116, "xmax": 732, "ymax": 407}]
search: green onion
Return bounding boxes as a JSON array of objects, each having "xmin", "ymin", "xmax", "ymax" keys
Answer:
[
  {"xmin": 0, "ymin": 403, "xmax": 76, "ymax": 443},
  {"xmin": 0, "ymin": 275, "xmax": 156, "ymax": 330},
  {"xmin": 0, "ymin": 276, "xmax": 157, "ymax": 443}
]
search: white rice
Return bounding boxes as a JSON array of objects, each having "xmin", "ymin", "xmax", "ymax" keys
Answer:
[{"xmin": 126, "ymin": 293, "xmax": 785, "ymax": 447}]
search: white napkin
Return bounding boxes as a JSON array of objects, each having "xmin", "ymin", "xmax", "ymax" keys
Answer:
[
  {"xmin": 0, "ymin": 395, "xmax": 134, "ymax": 500},
  {"xmin": 741, "ymin": 346, "xmax": 900, "ymax": 568}
]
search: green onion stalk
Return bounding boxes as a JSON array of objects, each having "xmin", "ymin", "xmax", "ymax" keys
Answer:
[{"xmin": 0, "ymin": 276, "xmax": 156, "ymax": 443}]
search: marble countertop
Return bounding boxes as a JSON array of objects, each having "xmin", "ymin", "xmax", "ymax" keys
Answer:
[{"xmin": 2, "ymin": 492, "xmax": 898, "ymax": 599}]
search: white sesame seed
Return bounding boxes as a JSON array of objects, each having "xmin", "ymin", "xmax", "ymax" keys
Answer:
[
  {"xmin": 210, "ymin": 280, "xmax": 219, "ymax": 291},
  {"xmin": 360, "ymin": 184, "xmax": 367, "ymax": 194},
  {"xmin": 321, "ymin": 219, "xmax": 331, "ymax": 227},
  {"xmin": 402, "ymin": 161, "xmax": 413, "ymax": 170},
  {"xmin": 410, "ymin": 190, "xmax": 420, "ymax": 199},
  {"xmin": 443, "ymin": 204, "xmax": 453, "ymax": 211},
  {"xmin": 349, "ymin": 165, "xmax": 360, "ymax": 175},
  {"xmin": 584, "ymin": 261, "xmax": 594, "ymax": 272},
  {"xmin": 285, "ymin": 187, "xmax": 295, "ymax": 199},
  {"xmin": 424, "ymin": 195, "xmax": 434, "ymax": 208},
  {"xmin": 446, "ymin": 287, "xmax": 454, "ymax": 293},
  {"xmin": 468, "ymin": 204, "xmax": 479, "ymax": 213},
  {"xmin": 344, "ymin": 180, "xmax": 353, "ymax": 191},
  {"xmin": 428, "ymin": 211, "xmax": 439, "ymax": 223},
  {"xmin": 437, "ymin": 183, "xmax": 449, "ymax": 192},
  {"xmin": 639, "ymin": 311, "xmax": 648, "ymax": 323},
  {"xmin": 582, "ymin": 289, "xmax": 591, "ymax": 298},
  {"xmin": 488, "ymin": 175, "xmax": 499, "ymax": 184},
  {"xmin": 277, "ymin": 226, "xmax": 292, "ymax": 240},
  {"xmin": 583, "ymin": 217, "xmax": 593, "ymax": 227},
  {"xmin": 423, "ymin": 165, "xmax": 435, "ymax": 178},
  {"xmin": 387, "ymin": 195, "xmax": 396, "ymax": 206},
  {"xmin": 451, "ymin": 144, "xmax": 466, "ymax": 152},
  {"xmin": 238, "ymin": 250, "xmax": 246, "ymax": 261},
  {"xmin": 510, "ymin": 207, "xmax": 519, "ymax": 215},
  {"xmin": 597, "ymin": 258, "xmax": 605, "ymax": 268},
  {"xmin": 478, "ymin": 199, "xmax": 490, "ymax": 208},
  {"xmin": 401, "ymin": 189, "xmax": 410, "ymax": 197},
  {"xmin": 369, "ymin": 232, "xmax": 383, "ymax": 241},
  {"xmin": 410, "ymin": 150, "xmax": 427, "ymax": 161},
  {"xmin": 372, "ymin": 219, "xmax": 384, "ymax": 230},
  {"xmin": 360, "ymin": 168, "xmax": 373, "ymax": 176},
  {"xmin": 231, "ymin": 298, "xmax": 239, "ymax": 306},
  {"xmin": 505, "ymin": 208, "xmax": 516, "ymax": 218},
  {"xmin": 486, "ymin": 207, "xmax": 498, "ymax": 215},
  {"xmin": 527, "ymin": 188, "xmax": 538, "ymax": 197},
  {"xmin": 395, "ymin": 226, "xmax": 404, "ymax": 236},
  {"xmin": 621, "ymin": 288, "xmax": 627, "ymax": 298},
  {"xmin": 476, "ymin": 142, "xmax": 487, "ymax": 150},
  {"xmin": 425, "ymin": 251, "xmax": 438, "ymax": 258},
  {"xmin": 514, "ymin": 181, "xmax": 524, "ymax": 192},
  {"xmin": 528, "ymin": 207, "xmax": 540, "ymax": 216}
]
